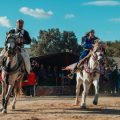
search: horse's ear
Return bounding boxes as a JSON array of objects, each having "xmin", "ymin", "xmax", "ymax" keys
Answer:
[
  {"xmin": 93, "ymin": 42, "xmax": 99, "ymax": 47},
  {"xmin": 95, "ymin": 39, "xmax": 100, "ymax": 44},
  {"xmin": 6, "ymin": 32, "xmax": 9, "ymax": 39},
  {"xmin": 6, "ymin": 32, "xmax": 8, "ymax": 36}
]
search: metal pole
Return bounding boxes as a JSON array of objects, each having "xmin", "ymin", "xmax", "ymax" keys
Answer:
[{"xmin": 34, "ymin": 85, "xmax": 35, "ymax": 96}]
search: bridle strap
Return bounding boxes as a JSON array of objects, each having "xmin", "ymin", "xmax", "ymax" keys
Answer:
[{"xmin": 91, "ymin": 52, "xmax": 98, "ymax": 62}]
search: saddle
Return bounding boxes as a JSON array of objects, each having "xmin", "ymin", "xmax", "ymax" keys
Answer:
[
  {"xmin": 77, "ymin": 52, "xmax": 91, "ymax": 69},
  {"xmin": 67, "ymin": 52, "xmax": 91, "ymax": 79}
]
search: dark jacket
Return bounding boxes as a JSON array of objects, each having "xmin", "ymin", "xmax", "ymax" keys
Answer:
[{"xmin": 9, "ymin": 28, "xmax": 31, "ymax": 44}]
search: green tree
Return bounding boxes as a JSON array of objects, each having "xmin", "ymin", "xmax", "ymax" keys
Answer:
[
  {"xmin": 105, "ymin": 40, "xmax": 120, "ymax": 57},
  {"xmin": 30, "ymin": 28, "xmax": 82, "ymax": 56}
]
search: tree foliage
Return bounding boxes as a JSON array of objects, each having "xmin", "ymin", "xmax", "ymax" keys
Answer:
[
  {"xmin": 105, "ymin": 40, "xmax": 120, "ymax": 57},
  {"xmin": 30, "ymin": 28, "xmax": 82, "ymax": 56},
  {"xmin": 30, "ymin": 28, "xmax": 120, "ymax": 59}
]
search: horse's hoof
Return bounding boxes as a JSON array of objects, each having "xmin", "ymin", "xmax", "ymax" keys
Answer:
[
  {"xmin": 2, "ymin": 109, "xmax": 7, "ymax": 114},
  {"xmin": 80, "ymin": 105, "xmax": 87, "ymax": 109},
  {"xmin": 0, "ymin": 107, "xmax": 3, "ymax": 111},
  {"xmin": 93, "ymin": 101, "xmax": 98, "ymax": 105},
  {"xmin": 12, "ymin": 106, "xmax": 15, "ymax": 110}
]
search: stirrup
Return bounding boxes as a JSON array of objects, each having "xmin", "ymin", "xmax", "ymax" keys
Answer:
[
  {"xmin": 67, "ymin": 73, "xmax": 74, "ymax": 79},
  {"xmin": 77, "ymin": 65, "xmax": 83, "ymax": 70}
]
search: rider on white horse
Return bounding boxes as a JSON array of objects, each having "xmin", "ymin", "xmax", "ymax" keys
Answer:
[
  {"xmin": 68, "ymin": 29, "xmax": 99, "ymax": 79},
  {"xmin": 0, "ymin": 19, "xmax": 31, "ymax": 75}
]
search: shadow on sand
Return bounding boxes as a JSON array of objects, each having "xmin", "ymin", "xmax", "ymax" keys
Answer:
[{"xmin": 65, "ymin": 107, "xmax": 120, "ymax": 115}]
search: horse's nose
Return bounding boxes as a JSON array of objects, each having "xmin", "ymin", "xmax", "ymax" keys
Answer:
[
  {"xmin": 8, "ymin": 46, "xmax": 11, "ymax": 51},
  {"xmin": 98, "ymin": 58, "xmax": 103, "ymax": 64},
  {"xmin": 8, "ymin": 47, "xmax": 13, "ymax": 54}
]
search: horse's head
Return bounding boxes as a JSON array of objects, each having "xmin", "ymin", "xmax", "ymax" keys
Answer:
[
  {"xmin": 5, "ymin": 33, "xmax": 22, "ymax": 57},
  {"xmin": 5, "ymin": 34, "xmax": 17, "ymax": 57},
  {"xmin": 92, "ymin": 40, "xmax": 105, "ymax": 64}
]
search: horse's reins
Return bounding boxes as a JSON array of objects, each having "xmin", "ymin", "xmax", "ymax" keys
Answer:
[{"xmin": 84, "ymin": 48, "xmax": 102, "ymax": 75}]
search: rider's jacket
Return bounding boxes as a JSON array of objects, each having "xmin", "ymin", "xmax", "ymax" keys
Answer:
[
  {"xmin": 79, "ymin": 35, "xmax": 98, "ymax": 60},
  {"xmin": 81, "ymin": 36, "xmax": 98, "ymax": 50},
  {"xmin": 8, "ymin": 28, "xmax": 31, "ymax": 45}
]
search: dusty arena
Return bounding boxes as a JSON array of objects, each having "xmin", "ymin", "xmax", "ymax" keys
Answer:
[{"xmin": 0, "ymin": 96, "xmax": 120, "ymax": 120}]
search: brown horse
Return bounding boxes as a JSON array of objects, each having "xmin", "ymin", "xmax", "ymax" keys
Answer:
[{"xmin": 0, "ymin": 33, "xmax": 25, "ymax": 113}]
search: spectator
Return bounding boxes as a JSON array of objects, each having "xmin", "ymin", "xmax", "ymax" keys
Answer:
[
  {"xmin": 27, "ymin": 69, "xmax": 37, "ymax": 96},
  {"xmin": 22, "ymin": 78, "xmax": 28, "ymax": 96},
  {"xmin": 47, "ymin": 65, "xmax": 53, "ymax": 77},
  {"xmin": 113, "ymin": 66, "xmax": 119, "ymax": 93},
  {"xmin": 118, "ymin": 69, "xmax": 120, "ymax": 92},
  {"xmin": 53, "ymin": 66, "xmax": 59, "ymax": 86},
  {"xmin": 0, "ymin": 69, "xmax": 2, "ymax": 84},
  {"xmin": 0, "ymin": 69, "xmax": 2, "ymax": 94},
  {"xmin": 38, "ymin": 64, "xmax": 47, "ymax": 86}
]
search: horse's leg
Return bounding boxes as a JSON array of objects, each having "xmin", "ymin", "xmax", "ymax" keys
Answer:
[
  {"xmin": 0, "ymin": 81, "xmax": 7, "ymax": 111},
  {"xmin": 11, "ymin": 81, "xmax": 20, "ymax": 110},
  {"xmin": 80, "ymin": 80, "xmax": 90, "ymax": 108},
  {"xmin": 75, "ymin": 77, "xmax": 82, "ymax": 105},
  {"xmin": 11, "ymin": 88, "xmax": 17, "ymax": 110},
  {"xmin": 2, "ymin": 84, "xmax": 13, "ymax": 113},
  {"xmin": 93, "ymin": 79, "xmax": 99, "ymax": 105}
]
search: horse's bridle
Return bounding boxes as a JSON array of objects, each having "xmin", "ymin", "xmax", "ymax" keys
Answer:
[
  {"xmin": 92, "ymin": 44, "xmax": 104, "ymax": 61},
  {"xmin": 5, "ymin": 34, "xmax": 23, "ymax": 57}
]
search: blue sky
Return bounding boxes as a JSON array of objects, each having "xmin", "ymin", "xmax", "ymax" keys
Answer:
[{"xmin": 0, "ymin": 0, "xmax": 120, "ymax": 47}]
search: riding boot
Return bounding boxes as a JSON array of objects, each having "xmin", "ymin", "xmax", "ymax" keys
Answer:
[
  {"xmin": 77, "ymin": 59, "xmax": 84, "ymax": 69},
  {"xmin": 67, "ymin": 65, "xmax": 78, "ymax": 79},
  {"xmin": 67, "ymin": 71, "xmax": 75, "ymax": 79}
]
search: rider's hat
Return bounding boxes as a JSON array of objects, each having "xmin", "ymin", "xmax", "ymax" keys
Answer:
[
  {"xmin": 16, "ymin": 19, "xmax": 24, "ymax": 23},
  {"xmin": 90, "ymin": 29, "xmax": 95, "ymax": 33}
]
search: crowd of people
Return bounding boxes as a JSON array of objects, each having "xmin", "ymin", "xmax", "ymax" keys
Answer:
[
  {"xmin": 31, "ymin": 60, "xmax": 73, "ymax": 86},
  {"xmin": 99, "ymin": 65, "xmax": 120, "ymax": 94},
  {"xmin": 20, "ymin": 59, "xmax": 74, "ymax": 96}
]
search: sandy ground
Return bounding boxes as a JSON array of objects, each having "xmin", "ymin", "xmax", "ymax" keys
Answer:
[{"xmin": 0, "ymin": 96, "xmax": 120, "ymax": 120}]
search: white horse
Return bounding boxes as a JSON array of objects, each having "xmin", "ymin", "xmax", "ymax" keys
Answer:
[
  {"xmin": 0, "ymin": 33, "xmax": 25, "ymax": 113},
  {"xmin": 75, "ymin": 43, "xmax": 104, "ymax": 108}
]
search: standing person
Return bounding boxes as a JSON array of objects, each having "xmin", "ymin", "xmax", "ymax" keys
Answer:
[
  {"xmin": 39, "ymin": 64, "xmax": 47, "ymax": 86},
  {"xmin": 0, "ymin": 19, "xmax": 31, "ymax": 76},
  {"xmin": 27, "ymin": 69, "xmax": 37, "ymax": 96},
  {"xmin": 0, "ymin": 69, "xmax": 2, "ymax": 84},
  {"xmin": 118, "ymin": 69, "xmax": 120, "ymax": 92},
  {"xmin": 0, "ymin": 69, "xmax": 2, "ymax": 94},
  {"xmin": 111, "ymin": 65, "xmax": 118, "ymax": 93},
  {"xmin": 68, "ymin": 29, "xmax": 99, "ymax": 79}
]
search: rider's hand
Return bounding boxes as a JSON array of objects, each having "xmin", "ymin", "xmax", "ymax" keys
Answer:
[
  {"xmin": 20, "ymin": 38, "xmax": 24, "ymax": 43},
  {"xmin": 17, "ymin": 38, "xmax": 24, "ymax": 44}
]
